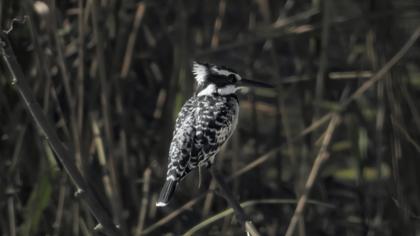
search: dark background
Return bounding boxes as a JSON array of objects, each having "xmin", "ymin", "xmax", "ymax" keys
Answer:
[{"xmin": 1, "ymin": 0, "xmax": 420, "ymax": 235}]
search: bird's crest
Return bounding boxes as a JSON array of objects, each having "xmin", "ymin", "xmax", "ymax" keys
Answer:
[{"xmin": 192, "ymin": 61, "xmax": 208, "ymax": 84}]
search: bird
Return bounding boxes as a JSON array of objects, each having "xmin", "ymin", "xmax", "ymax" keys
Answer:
[{"xmin": 156, "ymin": 61, "xmax": 273, "ymax": 207}]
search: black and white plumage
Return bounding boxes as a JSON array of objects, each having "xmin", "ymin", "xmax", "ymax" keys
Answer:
[{"xmin": 156, "ymin": 61, "xmax": 272, "ymax": 207}]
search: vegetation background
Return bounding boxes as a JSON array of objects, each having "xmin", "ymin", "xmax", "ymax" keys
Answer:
[{"xmin": 1, "ymin": 0, "xmax": 420, "ymax": 235}]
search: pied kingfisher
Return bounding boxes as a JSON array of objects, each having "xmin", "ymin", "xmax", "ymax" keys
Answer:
[{"xmin": 156, "ymin": 61, "xmax": 272, "ymax": 207}]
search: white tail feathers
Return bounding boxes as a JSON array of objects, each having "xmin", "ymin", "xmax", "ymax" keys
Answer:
[{"xmin": 156, "ymin": 179, "xmax": 177, "ymax": 207}]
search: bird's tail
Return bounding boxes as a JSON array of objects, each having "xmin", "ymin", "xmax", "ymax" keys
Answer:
[{"xmin": 156, "ymin": 179, "xmax": 177, "ymax": 207}]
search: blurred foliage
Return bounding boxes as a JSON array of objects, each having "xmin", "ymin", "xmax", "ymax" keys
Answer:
[{"xmin": 1, "ymin": 0, "xmax": 420, "ymax": 235}]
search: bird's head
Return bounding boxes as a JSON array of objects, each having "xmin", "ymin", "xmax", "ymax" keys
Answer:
[{"xmin": 192, "ymin": 61, "xmax": 273, "ymax": 96}]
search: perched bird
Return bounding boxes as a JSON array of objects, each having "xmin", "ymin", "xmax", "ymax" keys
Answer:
[{"xmin": 156, "ymin": 61, "xmax": 272, "ymax": 207}]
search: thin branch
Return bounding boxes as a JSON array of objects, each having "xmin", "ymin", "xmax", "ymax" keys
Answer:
[
  {"xmin": 91, "ymin": 0, "xmax": 124, "ymax": 230},
  {"xmin": 142, "ymin": 197, "xmax": 202, "ymax": 235},
  {"xmin": 286, "ymin": 26, "xmax": 420, "ymax": 235},
  {"xmin": 52, "ymin": 178, "xmax": 67, "ymax": 236},
  {"xmin": 120, "ymin": 3, "xmax": 146, "ymax": 79},
  {"xmin": 314, "ymin": 0, "xmax": 331, "ymax": 113},
  {"xmin": 210, "ymin": 0, "xmax": 226, "ymax": 48},
  {"xmin": 77, "ymin": 0, "xmax": 86, "ymax": 137},
  {"xmin": 391, "ymin": 115, "xmax": 420, "ymax": 154},
  {"xmin": 346, "ymin": 26, "xmax": 420, "ymax": 104},
  {"xmin": 3, "ymin": 16, "xmax": 27, "ymax": 34},
  {"xmin": 0, "ymin": 28, "xmax": 120, "ymax": 236},
  {"xmin": 210, "ymin": 168, "xmax": 261, "ymax": 236},
  {"xmin": 7, "ymin": 188, "xmax": 16, "ymax": 236},
  {"xmin": 284, "ymin": 114, "xmax": 340, "ymax": 236},
  {"xmin": 143, "ymin": 26, "xmax": 420, "ymax": 232},
  {"xmin": 142, "ymin": 149, "xmax": 286, "ymax": 234},
  {"xmin": 184, "ymin": 198, "xmax": 335, "ymax": 236},
  {"xmin": 135, "ymin": 168, "xmax": 152, "ymax": 236}
]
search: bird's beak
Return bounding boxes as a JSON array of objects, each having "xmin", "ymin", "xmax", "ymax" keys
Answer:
[{"xmin": 239, "ymin": 78, "xmax": 274, "ymax": 88}]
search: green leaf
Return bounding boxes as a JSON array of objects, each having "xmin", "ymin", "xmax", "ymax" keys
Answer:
[{"xmin": 20, "ymin": 159, "xmax": 53, "ymax": 236}]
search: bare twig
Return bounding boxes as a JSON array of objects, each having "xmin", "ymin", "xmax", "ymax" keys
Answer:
[
  {"xmin": 284, "ymin": 114, "xmax": 341, "ymax": 236},
  {"xmin": 210, "ymin": 0, "xmax": 226, "ymax": 48},
  {"xmin": 7, "ymin": 188, "xmax": 16, "ymax": 236},
  {"xmin": 210, "ymin": 168, "xmax": 261, "ymax": 236},
  {"xmin": 391, "ymin": 116, "xmax": 420, "ymax": 154},
  {"xmin": 142, "ymin": 197, "xmax": 202, "ymax": 235},
  {"xmin": 135, "ymin": 168, "xmax": 152, "ymax": 236},
  {"xmin": 202, "ymin": 179, "xmax": 216, "ymax": 216},
  {"xmin": 52, "ymin": 177, "xmax": 67, "ymax": 236},
  {"xmin": 120, "ymin": 3, "xmax": 146, "ymax": 79},
  {"xmin": 346, "ymin": 26, "xmax": 420, "ymax": 104},
  {"xmin": 202, "ymin": 145, "xmax": 229, "ymax": 217},
  {"xmin": 184, "ymin": 198, "xmax": 335, "ymax": 236},
  {"xmin": 143, "ymin": 25, "xmax": 420, "ymax": 232},
  {"xmin": 328, "ymin": 71, "xmax": 373, "ymax": 80},
  {"xmin": 91, "ymin": 0, "xmax": 124, "ymax": 230},
  {"xmin": 142, "ymin": 162, "xmax": 271, "ymax": 235},
  {"xmin": 77, "ymin": 0, "xmax": 86, "ymax": 138},
  {"xmin": 91, "ymin": 117, "xmax": 115, "ymax": 213},
  {"xmin": 142, "ymin": 149, "xmax": 285, "ymax": 234},
  {"xmin": 314, "ymin": 0, "xmax": 331, "ymax": 111},
  {"xmin": 3, "ymin": 16, "xmax": 27, "ymax": 34},
  {"xmin": 0, "ymin": 28, "xmax": 120, "ymax": 236}
]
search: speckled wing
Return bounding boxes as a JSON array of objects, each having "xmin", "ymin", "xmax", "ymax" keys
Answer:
[
  {"xmin": 190, "ymin": 95, "xmax": 239, "ymax": 167},
  {"xmin": 166, "ymin": 95, "xmax": 239, "ymax": 181},
  {"xmin": 166, "ymin": 97, "xmax": 197, "ymax": 181}
]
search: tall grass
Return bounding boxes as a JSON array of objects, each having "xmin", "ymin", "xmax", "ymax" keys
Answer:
[{"xmin": 1, "ymin": 0, "xmax": 420, "ymax": 235}]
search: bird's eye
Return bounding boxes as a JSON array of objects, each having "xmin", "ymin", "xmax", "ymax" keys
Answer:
[{"xmin": 228, "ymin": 74, "xmax": 237, "ymax": 82}]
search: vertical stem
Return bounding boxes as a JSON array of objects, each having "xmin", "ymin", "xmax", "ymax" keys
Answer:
[
  {"xmin": 285, "ymin": 114, "xmax": 340, "ymax": 236},
  {"xmin": 0, "ymin": 31, "xmax": 120, "ymax": 236},
  {"xmin": 135, "ymin": 168, "xmax": 152, "ymax": 236},
  {"xmin": 77, "ymin": 0, "xmax": 85, "ymax": 137},
  {"xmin": 52, "ymin": 179, "xmax": 67, "ymax": 236},
  {"xmin": 211, "ymin": 0, "xmax": 226, "ymax": 48},
  {"xmin": 7, "ymin": 192, "xmax": 16, "ymax": 236},
  {"xmin": 314, "ymin": 0, "xmax": 330, "ymax": 115},
  {"xmin": 91, "ymin": 1, "xmax": 124, "ymax": 231},
  {"xmin": 210, "ymin": 168, "xmax": 261, "ymax": 236},
  {"xmin": 120, "ymin": 3, "xmax": 146, "ymax": 79},
  {"xmin": 48, "ymin": 0, "xmax": 83, "ymax": 176}
]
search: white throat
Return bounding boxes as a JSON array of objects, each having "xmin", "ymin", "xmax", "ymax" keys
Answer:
[
  {"xmin": 197, "ymin": 84, "xmax": 216, "ymax": 96},
  {"xmin": 197, "ymin": 84, "xmax": 237, "ymax": 96}
]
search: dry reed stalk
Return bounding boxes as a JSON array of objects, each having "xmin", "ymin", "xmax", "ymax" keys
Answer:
[{"xmin": 0, "ymin": 26, "xmax": 121, "ymax": 236}]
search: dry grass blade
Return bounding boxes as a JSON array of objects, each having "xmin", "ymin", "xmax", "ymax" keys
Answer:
[
  {"xmin": 143, "ymin": 134, "xmax": 318, "ymax": 234},
  {"xmin": 0, "ymin": 29, "xmax": 120, "ymax": 236},
  {"xmin": 284, "ymin": 114, "xmax": 341, "ymax": 236},
  {"xmin": 210, "ymin": 168, "xmax": 261, "ymax": 236},
  {"xmin": 281, "ymin": 30, "xmax": 420, "ymax": 235},
  {"xmin": 135, "ymin": 168, "xmax": 152, "ymax": 236},
  {"xmin": 141, "ymin": 198, "xmax": 202, "ymax": 235},
  {"xmin": 3, "ymin": 2, "xmax": 420, "ymax": 235},
  {"xmin": 347, "ymin": 26, "xmax": 420, "ymax": 103},
  {"xmin": 183, "ymin": 198, "xmax": 335, "ymax": 236},
  {"xmin": 7, "ymin": 194, "xmax": 16, "ymax": 236},
  {"xmin": 391, "ymin": 116, "xmax": 420, "ymax": 154},
  {"xmin": 120, "ymin": 3, "xmax": 146, "ymax": 79}
]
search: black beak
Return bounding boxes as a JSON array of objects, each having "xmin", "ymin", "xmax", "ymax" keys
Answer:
[{"xmin": 239, "ymin": 78, "xmax": 274, "ymax": 88}]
